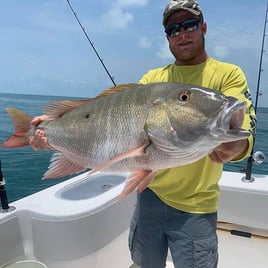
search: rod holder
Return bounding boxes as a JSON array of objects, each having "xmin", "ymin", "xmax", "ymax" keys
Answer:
[{"xmin": 0, "ymin": 159, "xmax": 15, "ymax": 213}]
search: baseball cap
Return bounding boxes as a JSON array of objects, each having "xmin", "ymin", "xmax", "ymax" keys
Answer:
[{"xmin": 163, "ymin": 0, "xmax": 203, "ymax": 26}]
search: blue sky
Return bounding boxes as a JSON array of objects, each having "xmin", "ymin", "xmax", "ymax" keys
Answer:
[{"xmin": 0, "ymin": 0, "xmax": 267, "ymax": 107}]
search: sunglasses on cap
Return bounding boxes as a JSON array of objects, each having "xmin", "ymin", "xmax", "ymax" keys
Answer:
[{"xmin": 165, "ymin": 18, "xmax": 201, "ymax": 37}]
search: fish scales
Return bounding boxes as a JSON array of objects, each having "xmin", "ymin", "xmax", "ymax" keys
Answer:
[{"xmin": 40, "ymin": 85, "xmax": 152, "ymax": 169}]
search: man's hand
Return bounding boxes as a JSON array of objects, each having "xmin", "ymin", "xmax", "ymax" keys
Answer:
[
  {"xmin": 30, "ymin": 115, "xmax": 54, "ymax": 150},
  {"xmin": 31, "ymin": 115, "xmax": 50, "ymax": 126},
  {"xmin": 209, "ymin": 139, "xmax": 249, "ymax": 164}
]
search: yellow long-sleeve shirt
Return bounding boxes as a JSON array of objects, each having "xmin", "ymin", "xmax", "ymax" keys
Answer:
[{"xmin": 140, "ymin": 57, "xmax": 256, "ymax": 213}]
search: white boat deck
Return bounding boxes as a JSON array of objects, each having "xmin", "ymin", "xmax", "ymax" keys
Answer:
[
  {"xmin": 0, "ymin": 171, "xmax": 267, "ymax": 268},
  {"xmin": 217, "ymin": 229, "xmax": 268, "ymax": 268},
  {"xmin": 127, "ymin": 227, "xmax": 268, "ymax": 268}
]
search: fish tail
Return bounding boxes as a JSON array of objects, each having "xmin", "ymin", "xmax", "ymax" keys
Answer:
[{"xmin": 2, "ymin": 107, "xmax": 33, "ymax": 148}]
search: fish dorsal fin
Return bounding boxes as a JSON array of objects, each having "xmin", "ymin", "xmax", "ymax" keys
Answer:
[
  {"xmin": 95, "ymin": 83, "xmax": 139, "ymax": 99},
  {"xmin": 43, "ymin": 83, "xmax": 138, "ymax": 119},
  {"xmin": 44, "ymin": 99, "xmax": 92, "ymax": 119}
]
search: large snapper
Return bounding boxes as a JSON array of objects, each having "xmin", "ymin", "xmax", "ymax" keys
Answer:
[{"xmin": 3, "ymin": 83, "xmax": 250, "ymax": 198}]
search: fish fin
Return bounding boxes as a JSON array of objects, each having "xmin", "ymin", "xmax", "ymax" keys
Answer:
[
  {"xmin": 137, "ymin": 171, "xmax": 157, "ymax": 193},
  {"xmin": 43, "ymin": 84, "xmax": 138, "ymax": 118},
  {"xmin": 42, "ymin": 152, "xmax": 87, "ymax": 179},
  {"xmin": 2, "ymin": 108, "xmax": 33, "ymax": 148},
  {"xmin": 43, "ymin": 99, "xmax": 92, "ymax": 119},
  {"xmin": 117, "ymin": 170, "xmax": 157, "ymax": 200},
  {"xmin": 94, "ymin": 83, "xmax": 139, "ymax": 99},
  {"xmin": 88, "ymin": 142, "xmax": 149, "ymax": 176}
]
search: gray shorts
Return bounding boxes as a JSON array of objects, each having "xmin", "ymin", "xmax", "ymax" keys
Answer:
[{"xmin": 128, "ymin": 188, "xmax": 218, "ymax": 268}]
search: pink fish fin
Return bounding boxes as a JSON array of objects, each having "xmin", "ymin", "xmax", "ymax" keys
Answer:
[
  {"xmin": 94, "ymin": 83, "xmax": 139, "ymax": 99},
  {"xmin": 117, "ymin": 170, "xmax": 157, "ymax": 200},
  {"xmin": 2, "ymin": 107, "xmax": 33, "ymax": 148},
  {"xmin": 137, "ymin": 171, "xmax": 157, "ymax": 193},
  {"xmin": 42, "ymin": 152, "xmax": 86, "ymax": 179},
  {"xmin": 88, "ymin": 142, "xmax": 149, "ymax": 176},
  {"xmin": 43, "ymin": 99, "xmax": 92, "ymax": 119}
]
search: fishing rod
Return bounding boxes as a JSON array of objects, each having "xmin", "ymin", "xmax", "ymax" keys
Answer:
[
  {"xmin": 66, "ymin": 0, "xmax": 116, "ymax": 86},
  {"xmin": 242, "ymin": 2, "xmax": 268, "ymax": 182}
]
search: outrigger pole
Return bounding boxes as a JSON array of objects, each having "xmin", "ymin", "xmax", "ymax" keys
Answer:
[
  {"xmin": 66, "ymin": 0, "xmax": 117, "ymax": 86},
  {"xmin": 243, "ymin": 2, "xmax": 268, "ymax": 182}
]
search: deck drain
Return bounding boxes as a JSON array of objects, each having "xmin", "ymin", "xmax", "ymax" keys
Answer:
[{"xmin": 101, "ymin": 184, "xmax": 113, "ymax": 191}]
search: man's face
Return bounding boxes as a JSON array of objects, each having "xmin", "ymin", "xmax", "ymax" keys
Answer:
[{"xmin": 165, "ymin": 10, "xmax": 207, "ymax": 65}]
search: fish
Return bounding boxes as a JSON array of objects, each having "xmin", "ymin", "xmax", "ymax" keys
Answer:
[{"xmin": 2, "ymin": 82, "xmax": 250, "ymax": 198}]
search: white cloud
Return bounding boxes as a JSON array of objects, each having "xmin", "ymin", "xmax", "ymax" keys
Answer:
[
  {"xmin": 207, "ymin": 24, "xmax": 258, "ymax": 58},
  {"xmin": 100, "ymin": 0, "xmax": 149, "ymax": 30},
  {"xmin": 139, "ymin": 36, "xmax": 151, "ymax": 48},
  {"xmin": 101, "ymin": 7, "xmax": 133, "ymax": 29},
  {"xmin": 213, "ymin": 45, "xmax": 230, "ymax": 60},
  {"xmin": 115, "ymin": 0, "xmax": 148, "ymax": 8},
  {"xmin": 157, "ymin": 40, "xmax": 173, "ymax": 60}
]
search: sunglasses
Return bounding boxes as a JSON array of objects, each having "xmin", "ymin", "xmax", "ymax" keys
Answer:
[{"xmin": 165, "ymin": 18, "xmax": 201, "ymax": 37}]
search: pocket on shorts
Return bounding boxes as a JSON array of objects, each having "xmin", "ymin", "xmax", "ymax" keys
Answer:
[
  {"xmin": 193, "ymin": 234, "xmax": 218, "ymax": 268},
  {"xmin": 128, "ymin": 215, "xmax": 142, "ymax": 266}
]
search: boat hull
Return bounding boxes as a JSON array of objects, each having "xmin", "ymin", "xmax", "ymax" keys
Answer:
[{"xmin": 0, "ymin": 172, "xmax": 135, "ymax": 268}]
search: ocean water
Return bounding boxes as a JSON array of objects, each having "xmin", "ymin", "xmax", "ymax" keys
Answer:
[{"xmin": 0, "ymin": 92, "xmax": 267, "ymax": 203}]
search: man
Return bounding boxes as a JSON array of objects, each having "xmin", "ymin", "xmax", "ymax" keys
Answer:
[
  {"xmin": 127, "ymin": 1, "xmax": 256, "ymax": 268},
  {"xmin": 30, "ymin": 1, "xmax": 256, "ymax": 267}
]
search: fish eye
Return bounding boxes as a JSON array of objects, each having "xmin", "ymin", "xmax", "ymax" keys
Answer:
[{"xmin": 179, "ymin": 92, "xmax": 191, "ymax": 102}]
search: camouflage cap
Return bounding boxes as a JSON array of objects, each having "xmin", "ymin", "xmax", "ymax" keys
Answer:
[{"xmin": 163, "ymin": 0, "xmax": 203, "ymax": 26}]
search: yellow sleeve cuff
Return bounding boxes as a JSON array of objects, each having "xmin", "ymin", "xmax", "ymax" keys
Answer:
[{"xmin": 230, "ymin": 134, "xmax": 254, "ymax": 162}]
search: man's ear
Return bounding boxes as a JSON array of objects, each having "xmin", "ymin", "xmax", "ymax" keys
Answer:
[{"xmin": 202, "ymin": 22, "xmax": 207, "ymax": 35}]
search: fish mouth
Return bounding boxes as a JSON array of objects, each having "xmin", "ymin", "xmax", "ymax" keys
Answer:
[
  {"xmin": 221, "ymin": 97, "xmax": 246, "ymax": 129},
  {"xmin": 210, "ymin": 96, "xmax": 250, "ymax": 139}
]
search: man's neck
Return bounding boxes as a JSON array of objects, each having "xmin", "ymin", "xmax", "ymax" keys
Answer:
[{"xmin": 175, "ymin": 52, "xmax": 209, "ymax": 66}]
